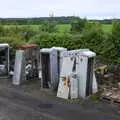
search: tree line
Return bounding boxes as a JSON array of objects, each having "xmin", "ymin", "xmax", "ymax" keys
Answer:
[{"xmin": 0, "ymin": 16, "xmax": 119, "ymax": 25}]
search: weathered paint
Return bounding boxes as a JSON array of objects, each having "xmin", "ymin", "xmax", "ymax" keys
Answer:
[{"xmin": 57, "ymin": 49, "xmax": 98, "ymax": 99}]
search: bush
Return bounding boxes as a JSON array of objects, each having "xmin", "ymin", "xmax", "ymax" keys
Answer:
[
  {"xmin": 39, "ymin": 21, "xmax": 57, "ymax": 33},
  {"xmin": 0, "ymin": 36, "xmax": 26, "ymax": 47},
  {"xmin": 101, "ymin": 33, "xmax": 117, "ymax": 63},
  {"xmin": 111, "ymin": 21, "xmax": 120, "ymax": 63},
  {"xmin": 70, "ymin": 18, "xmax": 87, "ymax": 33},
  {"xmin": 82, "ymin": 22, "xmax": 105, "ymax": 54},
  {"xmin": 29, "ymin": 33, "xmax": 83, "ymax": 49}
]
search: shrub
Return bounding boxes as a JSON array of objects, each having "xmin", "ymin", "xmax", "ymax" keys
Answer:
[
  {"xmin": 29, "ymin": 33, "xmax": 83, "ymax": 49},
  {"xmin": 39, "ymin": 21, "xmax": 57, "ymax": 33},
  {"xmin": 82, "ymin": 22, "xmax": 105, "ymax": 54},
  {"xmin": 70, "ymin": 18, "xmax": 87, "ymax": 33}
]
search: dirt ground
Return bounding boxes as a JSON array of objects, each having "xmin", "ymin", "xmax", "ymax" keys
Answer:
[
  {"xmin": 96, "ymin": 65, "xmax": 120, "ymax": 103},
  {"xmin": 0, "ymin": 77, "xmax": 119, "ymax": 120}
]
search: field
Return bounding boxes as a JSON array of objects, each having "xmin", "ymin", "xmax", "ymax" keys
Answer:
[
  {"xmin": 102, "ymin": 24, "xmax": 112, "ymax": 33},
  {"xmin": 3, "ymin": 24, "xmax": 112, "ymax": 33}
]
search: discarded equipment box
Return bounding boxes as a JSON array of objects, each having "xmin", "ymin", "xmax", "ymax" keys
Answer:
[
  {"xmin": 40, "ymin": 47, "xmax": 67, "ymax": 90},
  {"xmin": 57, "ymin": 49, "xmax": 98, "ymax": 99},
  {"xmin": 13, "ymin": 44, "xmax": 40, "ymax": 85},
  {"xmin": 0, "ymin": 44, "xmax": 9, "ymax": 76}
]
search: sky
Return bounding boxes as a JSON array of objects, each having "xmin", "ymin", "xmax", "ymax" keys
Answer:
[{"xmin": 0, "ymin": 0, "xmax": 120, "ymax": 19}]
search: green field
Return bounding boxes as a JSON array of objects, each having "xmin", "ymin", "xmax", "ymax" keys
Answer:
[
  {"xmin": 3, "ymin": 24, "xmax": 112, "ymax": 33},
  {"xmin": 56, "ymin": 24, "xmax": 71, "ymax": 33},
  {"xmin": 3, "ymin": 24, "xmax": 71, "ymax": 33},
  {"xmin": 102, "ymin": 24, "xmax": 112, "ymax": 33}
]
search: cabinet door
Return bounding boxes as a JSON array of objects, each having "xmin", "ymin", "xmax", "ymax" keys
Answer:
[
  {"xmin": 57, "ymin": 57, "xmax": 74, "ymax": 99},
  {"xmin": 76, "ymin": 56, "xmax": 88, "ymax": 98}
]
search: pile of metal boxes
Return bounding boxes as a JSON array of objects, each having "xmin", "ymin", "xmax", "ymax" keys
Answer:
[
  {"xmin": 0, "ymin": 43, "xmax": 97, "ymax": 99},
  {"xmin": 57, "ymin": 49, "xmax": 98, "ymax": 99},
  {"xmin": 0, "ymin": 44, "xmax": 9, "ymax": 76}
]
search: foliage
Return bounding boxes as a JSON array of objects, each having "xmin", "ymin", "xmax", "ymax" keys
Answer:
[
  {"xmin": 29, "ymin": 33, "xmax": 83, "ymax": 49},
  {"xmin": 39, "ymin": 21, "xmax": 57, "ymax": 33},
  {"xmin": 0, "ymin": 19, "xmax": 119, "ymax": 64},
  {"xmin": 0, "ymin": 36, "xmax": 26, "ymax": 47},
  {"xmin": 82, "ymin": 22, "xmax": 104, "ymax": 54},
  {"xmin": 0, "ymin": 25, "xmax": 33, "ymax": 46},
  {"xmin": 111, "ymin": 21, "xmax": 120, "ymax": 63},
  {"xmin": 100, "ymin": 33, "xmax": 117, "ymax": 63},
  {"xmin": 70, "ymin": 18, "xmax": 87, "ymax": 33},
  {"xmin": 0, "ymin": 16, "xmax": 80, "ymax": 25},
  {"xmin": 0, "ymin": 17, "xmax": 119, "ymax": 25},
  {"xmin": 3, "ymin": 24, "xmax": 112, "ymax": 33}
]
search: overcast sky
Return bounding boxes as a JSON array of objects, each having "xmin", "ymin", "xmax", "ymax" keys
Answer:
[{"xmin": 0, "ymin": 0, "xmax": 119, "ymax": 19}]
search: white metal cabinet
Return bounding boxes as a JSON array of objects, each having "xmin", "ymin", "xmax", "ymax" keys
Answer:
[{"xmin": 57, "ymin": 49, "xmax": 97, "ymax": 99}]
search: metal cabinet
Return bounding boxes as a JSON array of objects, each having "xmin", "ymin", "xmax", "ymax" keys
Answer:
[
  {"xmin": 0, "ymin": 44, "xmax": 9, "ymax": 76},
  {"xmin": 40, "ymin": 48, "xmax": 58, "ymax": 90},
  {"xmin": 57, "ymin": 49, "xmax": 98, "ymax": 99},
  {"xmin": 40, "ymin": 47, "xmax": 67, "ymax": 90}
]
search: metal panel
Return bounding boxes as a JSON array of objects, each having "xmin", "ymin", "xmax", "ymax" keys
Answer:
[
  {"xmin": 60, "ymin": 49, "xmax": 96, "ymax": 58},
  {"xmin": 76, "ymin": 55, "xmax": 88, "ymax": 98},
  {"xmin": 13, "ymin": 50, "xmax": 25, "ymax": 85},
  {"xmin": 50, "ymin": 50, "xmax": 58, "ymax": 90},
  {"xmin": 0, "ymin": 43, "xmax": 9, "ymax": 47},
  {"xmin": 92, "ymin": 72, "xmax": 98, "ymax": 93},
  {"xmin": 51, "ymin": 47, "xmax": 67, "ymax": 89},
  {"xmin": 69, "ymin": 73, "xmax": 79, "ymax": 99},
  {"xmin": 57, "ymin": 57, "xmax": 74, "ymax": 99}
]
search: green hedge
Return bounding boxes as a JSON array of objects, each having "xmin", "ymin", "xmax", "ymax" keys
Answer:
[
  {"xmin": 29, "ymin": 32, "xmax": 119, "ymax": 64},
  {"xmin": 29, "ymin": 33, "xmax": 84, "ymax": 50}
]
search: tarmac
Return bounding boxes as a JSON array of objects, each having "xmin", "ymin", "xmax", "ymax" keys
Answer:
[{"xmin": 0, "ymin": 78, "xmax": 119, "ymax": 120}]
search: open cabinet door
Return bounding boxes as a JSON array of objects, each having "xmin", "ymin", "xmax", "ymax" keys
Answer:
[{"xmin": 57, "ymin": 57, "xmax": 74, "ymax": 99}]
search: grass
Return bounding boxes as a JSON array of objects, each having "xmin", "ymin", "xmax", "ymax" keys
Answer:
[
  {"xmin": 3, "ymin": 24, "xmax": 71, "ymax": 33},
  {"xmin": 56, "ymin": 24, "xmax": 71, "ymax": 33},
  {"xmin": 102, "ymin": 24, "xmax": 112, "ymax": 33},
  {"xmin": 3, "ymin": 24, "xmax": 112, "ymax": 33},
  {"xmin": 3, "ymin": 25, "xmax": 40, "ymax": 31}
]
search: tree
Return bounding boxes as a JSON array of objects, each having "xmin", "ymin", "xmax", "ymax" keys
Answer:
[
  {"xmin": 111, "ymin": 21, "xmax": 120, "ymax": 63},
  {"xmin": 82, "ymin": 22, "xmax": 104, "ymax": 55},
  {"xmin": 70, "ymin": 18, "xmax": 87, "ymax": 33},
  {"xmin": 39, "ymin": 21, "xmax": 57, "ymax": 33}
]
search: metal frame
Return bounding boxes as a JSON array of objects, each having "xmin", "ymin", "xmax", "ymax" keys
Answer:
[
  {"xmin": 0, "ymin": 43, "xmax": 9, "ymax": 76},
  {"xmin": 40, "ymin": 47, "xmax": 67, "ymax": 90}
]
